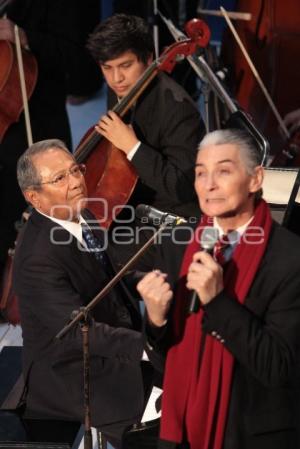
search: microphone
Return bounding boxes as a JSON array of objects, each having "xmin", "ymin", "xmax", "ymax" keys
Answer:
[
  {"xmin": 135, "ymin": 204, "xmax": 186, "ymax": 227},
  {"xmin": 188, "ymin": 226, "xmax": 219, "ymax": 314}
]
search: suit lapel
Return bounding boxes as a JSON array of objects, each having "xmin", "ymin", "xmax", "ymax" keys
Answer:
[
  {"xmin": 31, "ymin": 209, "xmax": 141, "ymax": 316},
  {"xmin": 31, "ymin": 209, "xmax": 105, "ymax": 280}
]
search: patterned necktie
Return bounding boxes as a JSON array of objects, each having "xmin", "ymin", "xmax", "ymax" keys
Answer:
[
  {"xmin": 213, "ymin": 235, "xmax": 231, "ymax": 265},
  {"xmin": 81, "ymin": 223, "xmax": 109, "ymax": 269}
]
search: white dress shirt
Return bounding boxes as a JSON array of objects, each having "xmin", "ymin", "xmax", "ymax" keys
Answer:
[
  {"xmin": 213, "ymin": 216, "xmax": 254, "ymax": 262},
  {"xmin": 37, "ymin": 209, "xmax": 89, "ymax": 246}
]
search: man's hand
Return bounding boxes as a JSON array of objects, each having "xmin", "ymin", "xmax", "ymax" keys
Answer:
[
  {"xmin": 186, "ymin": 251, "xmax": 223, "ymax": 305},
  {"xmin": 0, "ymin": 18, "xmax": 29, "ymax": 49},
  {"xmin": 95, "ymin": 110, "xmax": 139, "ymax": 154},
  {"xmin": 137, "ymin": 270, "xmax": 173, "ymax": 327}
]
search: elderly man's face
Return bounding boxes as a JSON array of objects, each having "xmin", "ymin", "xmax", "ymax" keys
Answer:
[
  {"xmin": 194, "ymin": 143, "xmax": 263, "ymax": 227},
  {"xmin": 25, "ymin": 148, "xmax": 87, "ymax": 222}
]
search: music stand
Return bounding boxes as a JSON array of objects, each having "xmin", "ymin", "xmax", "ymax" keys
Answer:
[
  {"xmin": 224, "ymin": 109, "xmax": 270, "ymax": 166},
  {"xmin": 282, "ymin": 168, "xmax": 300, "ymax": 236}
]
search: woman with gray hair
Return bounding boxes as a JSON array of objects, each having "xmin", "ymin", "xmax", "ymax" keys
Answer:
[{"xmin": 138, "ymin": 128, "xmax": 300, "ymax": 449}]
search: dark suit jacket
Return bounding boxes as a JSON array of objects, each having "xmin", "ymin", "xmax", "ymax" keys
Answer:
[
  {"xmin": 107, "ymin": 73, "xmax": 204, "ymax": 267},
  {"xmin": 144, "ymin": 221, "xmax": 300, "ymax": 449},
  {"xmin": 12, "ymin": 209, "xmax": 145, "ymax": 429},
  {"xmin": 108, "ymin": 73, "xmax": 205, "ymax": 219}
]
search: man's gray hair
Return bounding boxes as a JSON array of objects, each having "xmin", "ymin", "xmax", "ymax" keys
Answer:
[
  {"xmin": 198, "ymin": 129, "xmax": 262, "ymax": 174},
  {"xmin": 17, "ymin": 139, "xmax": 71, "ymax": 192}
]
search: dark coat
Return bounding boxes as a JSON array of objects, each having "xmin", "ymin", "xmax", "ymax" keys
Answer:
[
  {"xmin": 108, "ymin": 73, "xmax": 205, "ymax": 219},
  {"xmin": 12, "ymin": 209, "xmax": 145, "ymax": 430},
  {"xmin": 144, "ymin": 221, "xmax": 300, "ymax": 449}
]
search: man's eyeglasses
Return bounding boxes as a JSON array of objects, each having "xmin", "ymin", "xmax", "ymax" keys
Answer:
[{"xmin": 37, "ymin": 164, "xmax": 86, "ymax": 187}]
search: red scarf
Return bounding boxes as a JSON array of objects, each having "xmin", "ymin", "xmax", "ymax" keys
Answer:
[{"xmin": 160, "ymin": 199, "xmax": 273, "ymax": 449}]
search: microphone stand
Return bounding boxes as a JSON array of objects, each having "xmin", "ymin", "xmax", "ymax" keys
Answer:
[{"xmin": 55, "ymin": 219, "xmax": 175, "ymax": 449}]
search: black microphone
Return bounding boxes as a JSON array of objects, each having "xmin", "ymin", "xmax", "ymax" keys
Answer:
[
  {"xmin": 188, "ymin": 226, "xmax": 219, "ymax": 314},
  {"xmin": 135, "ymin": 204, "xmax": 186, "ymax": 227}
]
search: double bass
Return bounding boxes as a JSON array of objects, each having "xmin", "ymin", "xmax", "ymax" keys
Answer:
[{"xmin": 74, "ymin": 18, "xmax": 211, "ymax": 228}]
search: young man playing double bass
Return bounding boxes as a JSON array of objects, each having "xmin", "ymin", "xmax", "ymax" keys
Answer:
[{"xmin": 87, "ymin": 14, "xmax": 205, "ymax": 263}]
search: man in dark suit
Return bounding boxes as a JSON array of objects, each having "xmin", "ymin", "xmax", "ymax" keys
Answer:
[
  {"xmin": 13, "ymin": 139, "xmax": 148, "ymax": 448},
  {"xmin": 87, "ymin": 13, "xmax": 205, "ymax": 219},
  {"xmin": 86, "ymin": 13, "xmax": 205, "ymax": 265},
  {"xmin": 137, "ymin": 129, "xmax": 300, "ymax": 449}
]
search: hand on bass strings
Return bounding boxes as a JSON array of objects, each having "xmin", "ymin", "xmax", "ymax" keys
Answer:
[{"xmin": 95, "ymin": 110, "xmax": 139, "ymax": 154}]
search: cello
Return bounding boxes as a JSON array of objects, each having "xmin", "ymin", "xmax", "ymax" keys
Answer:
[
  {"xmin": 219, "ymin": 3, "xmax": 300, "ymax": 236},
  {"xmin": 0, "ymin": 25, "xmax": 37, "ymax": 324},
  {"xmin": 74, "ymin": 18, "xmax": 211, "ymax": 229},
  {"xmin": 0, "ymin": 16, "xmax": 38, "ymax": 143},
  {"xmin": 0, "ymin": 39, "xmax": 37, "ymax": 143}
]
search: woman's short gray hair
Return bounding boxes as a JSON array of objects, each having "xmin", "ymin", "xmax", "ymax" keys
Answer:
[
  {"xmin": 198, "ymin": 129, "xmax": 262, "ymax": 175},
  {"xmin": 17, "ymin": 139, "xmax": 70, "ymax": 192}
]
